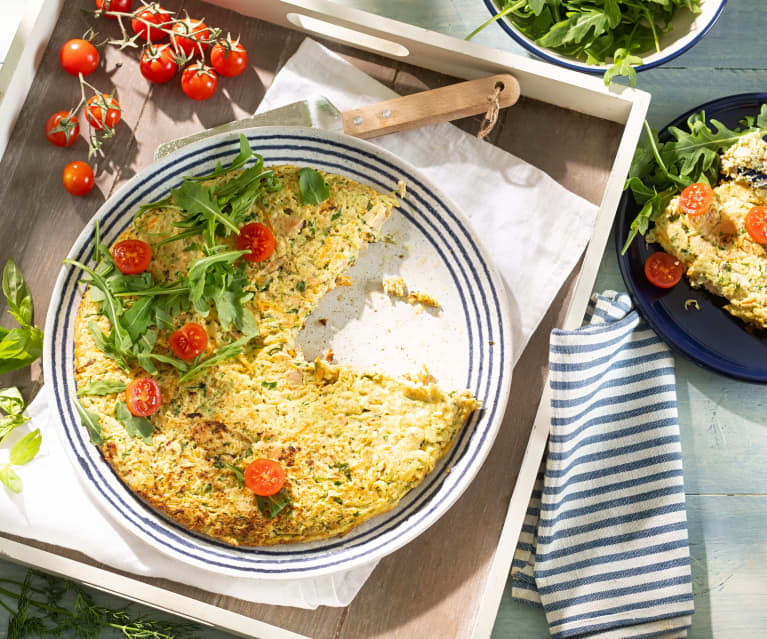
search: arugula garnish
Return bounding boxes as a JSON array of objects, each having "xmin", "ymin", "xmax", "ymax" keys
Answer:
[
  {"xmin": 299, "ymin": 167, "xmax": 330, "ymax": 205},
  {"xmin": 224, "ymin": 461, "xmax": 244, "ymax": 487},
  {"xmin": 115, "ymin": 400, "xmax": 154, "ymax": 445},
  {"xmin": 77, "ymin": 380, "xmax": 128, "ymax": 396},
  {"xmin": 622, "ymin": 106, "xmax": 767, "ymax": 253},
  {"xmin": 0, "ymin": 259, "xmax": 43, "ymax": 374},
  {"xmin": 467, "ymin": 0, "xmax": 701, "ymax": 87},
  {"xmin": 73, "ymin": 395, "xmax": 103, "ymax": 446},
  {"xmin": 257, "ymin": 487, "xmax": 291, "ymax": 519},
  {"xmin": 178, "ymin": 334, "xmax": 256, "ymax": 383}
]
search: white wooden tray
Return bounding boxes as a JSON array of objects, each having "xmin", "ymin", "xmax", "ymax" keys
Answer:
[{"xmin": 0, "ymin": 1, "xmax": 650, "ymax": 637}]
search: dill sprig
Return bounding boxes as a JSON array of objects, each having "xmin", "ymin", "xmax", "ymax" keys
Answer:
[{"xmin": 1, "ymin": 570, "xmax": 198, "ymax": 639}]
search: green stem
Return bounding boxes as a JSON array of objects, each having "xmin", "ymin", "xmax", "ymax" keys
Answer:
[
  {"xmin": 0, "ymin": 585, "xmax": 72, "ymax": 617},
  {"xmin": 466, "ymin": 0, "xmax": 526, "ymax": 40},
  {"xmin": 644, "ymin": 8, "xmax": 660, "ymax": 53},
  {"xmin": 643, "ymin": 120, "xmax": 686, "ymax": 188}
]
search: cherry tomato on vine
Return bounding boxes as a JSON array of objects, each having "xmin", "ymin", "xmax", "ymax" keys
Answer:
[
  {"xmin": 678, "ymin": 182, "xmax": 713, "ymax": 217},
  {"xmin": 168, "ymin": 323, "xmax": 208, "ymax": 360},
  {"xmin": 244, "ymin": 459, "xmax": 286, "ymax": 496},
  {"xmin": 746, "ymin": 206, "xmax": 767, "ymax": 244},
  {"xmin": 236, "ymin": 222, "xmax": 275, "ymax": 262},
  {"xmin": 180, "ymin": 62, "xmax": 218, "ymax": 101},
  {"xmin": 139, "ymin": 44, "xmax": 178, "ymax": 83},
  {"xmin": 644, "ymin": 252, "xmax": 684, "ymax": 289},
  {"xmin": 95, "ymin": 0, "xmax": 133, "ymax": 16},
  {"xmin": 210, "ymin": 40, "xmax": 248, "ymax": 77},
  {"xmin": 86, "ymin": 94, "xmax": 121, "ymax": 131},
  {"xmin": 170, "ymin": 18, "xmax": 210, "ymax": 56},
  {"xmin": 125, "ymin": 377, "xmax": 162, "ymax": 417},
  {"xmin": 112, "ymin": 239, "xmax": 152, "ymax": 274},
  {"xmin": 131, "ymin": 5, "xmax": 171, "ymax": 42},
  {"xmin": 45, "ymin": 111, "xmax": 79, "ymax": 147},
  {"xmin": 59, "ymin": 39, "xmax": 99, "ymax": 77},
  {"xmin": 62, "ymin": 161, "xmax": 94, "ymax": 196}
]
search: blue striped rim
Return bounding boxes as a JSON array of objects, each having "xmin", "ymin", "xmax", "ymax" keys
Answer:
[
  {"xmin": 481, "ymin": 0, "xmax": 728, "ymax": 75},
  {"xmin": 46, "ymin": 128, "xmax": 510, "ymax": 577}
]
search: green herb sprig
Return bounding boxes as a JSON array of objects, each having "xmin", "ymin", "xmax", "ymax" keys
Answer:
[
  {"xmin": 0, "ymin": 259, "xmax": 43, "ymax": 375},
  {"xmin": 622, "ymin": 105, "xmax": 767, "ymax": 253},
  {"xmin": 0, "ymin": 389, "xmax": 41, "ymax": 494},
  {"xmin": 467, "ymin": 0, "xmax": 702, "ymax": 87}
]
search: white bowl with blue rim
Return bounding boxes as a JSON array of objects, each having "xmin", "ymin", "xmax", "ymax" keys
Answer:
[
  {"xmin": 482, "ymin": 0, "xmax": 727, "ymax": 75},
  {"xmin": 44, "ymin": 126, "xmax": 513, "ymax": 579}
]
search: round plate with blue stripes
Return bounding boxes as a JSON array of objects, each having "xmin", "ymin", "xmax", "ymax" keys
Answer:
[
  {"xmin": 615, "ymin": 93, "xmax": 767, "ymax": 383},
  {"xmin": 44, "ymin": 127, "xmax": 513, "ymax": 578}
]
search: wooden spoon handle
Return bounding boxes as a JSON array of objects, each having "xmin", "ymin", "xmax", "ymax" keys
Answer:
[{"xmin": 341, "ymin": 73, "xmax": 520, "ymax": 139}]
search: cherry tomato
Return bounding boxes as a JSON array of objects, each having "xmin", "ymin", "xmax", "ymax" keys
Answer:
[
  {"xmin": 180, "ymin": 63, "xmax": 218, "ymax": 101},
  {"xmin": 678, "ymin": 182, "xmax": 713, "ymax": 217},
  {"xmin": 95, "ymin": 0, "xmax": 133, "ymax": 16},
  {"xmin": 112, "ymin": 239, "xmax": 152, "ymax": 274},
  {"xmin": 210, "ymin": 40, "xmax": 248, "ymax": 77},
  {"xmin": 644, "ymin": 251, "xmax": 684, "ymax": 289},
  {"xmin": 125, "ymin": 377, "xmax": 162, "ymax": 417},
  {"xmin": 168, "ymin": 322, "xmax": 208, "ymax": 360},
  {"xmin": 131, "ymin": 5, "xmax": 170, "ymax": 42},
  {"xmin": 170, "ymin": 18, "xmax": 210, "ymax": 57},
  {"xmin": 86, "ymin": 94, "xmax": 121, "ymax": 131},
  {"xmin": 139, "ymin": 44, "xmax": 178, "ymax": 83},
  {"xmin": 45, "ymin": 111, "xmax": 79, "ymax": 147},
  {"xmin": 62, "ymin": 161, "xmax": 94, "ymax": 196},
  {"xmin": 236, "ymin": 222, "xmax": 275, "ymax": 262},
  {"xmin": 244, "ymin": 458, "xmax": 286, "ymax": 496},
  {"xmin": 746, "ymin": 206, "xmax": 767, "ymax": 244},
  {"xmin": 59, "ymin": 39, "xmax": 99, "ymax": 77}
]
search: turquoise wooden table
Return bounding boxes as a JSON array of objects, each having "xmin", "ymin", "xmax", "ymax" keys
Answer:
[{"xmin": 2, "ymin": 2, "xmax": 766, "ymax": 637}]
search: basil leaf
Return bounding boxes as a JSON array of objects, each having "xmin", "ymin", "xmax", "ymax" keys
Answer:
[
  {"xmin": 77, "ymin": 380, "xmax": 128, "ymax": 396},
  {"xmin": 73, "ymin": 395, "xmax": 103, "ymax": 446},
  {"xmin": 0, "ymin": 387, "xmax": 25, "ymax": 416},
  {"xmin": 2, "ymin": 258, "xmax": 33, "ymax": 327},
  {"xmin": 298, "ymin": 167, "xmax": 330, "ymax": 205},
  {"xmin": 0, "ymin": 464, "xmax": 22, "ymax": 494},
  {"xmin": 115, "ymin": 400, "xmax": 154, "ymax": 445},
  {"xmin": 224, "ymin": 462, "xmax": 244, "ymax": 488},
  {"xmin": 0, "ymin": 326, "xmax": 43, "ymax": 374},
  {"xmin": 0, "ymin": 415, "xmax": 27, "ymax": 443},
  {"xmin": 9, "ymin": 429, "xmax": 41, "ymax": 466},
  {"xmin": 256, "ymin": 488, "xmax": 291, "ymax": 519}
]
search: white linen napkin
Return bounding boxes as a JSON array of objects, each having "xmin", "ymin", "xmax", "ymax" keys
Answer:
[
  {"xmin": 512, "ymin": 292, "xmax": 693, "ymax": 638},
  {"xmin": 0, "ymin": 38, "xmax": 598, "ymax": 609}
]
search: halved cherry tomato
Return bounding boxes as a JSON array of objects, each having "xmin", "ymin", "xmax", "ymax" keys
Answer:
[
  {"xmin": 62, "ymin": 161, "xmax": 94, "ymax": 196},
  {"xmin": 59, "ymin": 39, "xmax": 99, "ymax": 77},
  {"xmin": 95, "ymin": 0, "xmax": 133, "ymax": 15},
  {"xmin": 112, "ymin": 239, "xmax": 152, "ymax": 274},
  {"xmin": 236, "ymin": 222, "xmax": 275, "ymax": 262},
  {"xmin": 86, "ymin": 94, "xmax": 121, "ymax": 131},
  {"xmin": 126, "ymin": 377, "xmax": 162, "ymax": 417},
  {"xmin": 678, "ymin": 182, "xmax": 713, "ymax": 217},
  {"xmin": 210, "ymin": 40, "xmax": 248, "ymax": 77},
  {"xmin": 244, "ymin": 458, "xmax": 286, "ymax": 496},
  {"xmin": 180, "ymin": 62, "xmax": 218, "ymax": 100},
  {"xmin": 170, "ymin": 18, "xmax": 210, "ymax": 56},
  {"xmin": 746, "ymin": 206, "xmax": 767, "ymax": 244},
  {"xmin": 644, "ymin": 251, "xmax": 684, "ymax": 289},
  {"xmin": 132, "ymin": 5, "xmax": 171, "ymax": 42},
  {"xmin": 168, "ymin": 322, "xmax": 208, "ymax": 360},
  {"xmin": 139, "ymin": 44, "xmax": 177, "ymax": 84},
  {"xmin": 45, "ymin": 111, "xmax": 79, "ymax": 147}
]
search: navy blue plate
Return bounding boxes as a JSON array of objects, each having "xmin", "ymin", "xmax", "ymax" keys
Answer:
[{"xmin": 615, "ymin": 93, "xmax": 767, "ymax": 383}]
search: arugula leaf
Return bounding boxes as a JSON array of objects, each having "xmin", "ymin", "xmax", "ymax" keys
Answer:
[
  {"xmin": 178, "ymin": 334, "xmax": 256, "ymax": 383},
  {"xmin": 299, "ymin": 167, "xmax": 330, "ymax": 205},
  {"xmin": 77, "ymin": 380, "xmax": 128, "ymax": 396},
  {"xmin": 9, "ymin": 429, "xmax": 41, "ymax": 466},
  {"xmin": 604, "ymin": 48, "xmax": 642, "ymax": 88},
  {"xmin": 0, "ymin": 464, "xmax": 22, "ymax": 493},
  {"xmin": 2, "ymin": 258, "xmax": 33, "ymax": 326},
  {"xmin": 120, "ymin": 295, "xmax": 155, "ymax": 342},
  {"xmin": 88, "ymin": 321, "xmax": 130, "ymax": 372},
  {"xmin": 115, "ymin": 400, "xmax": 154, "ymax": 445},
  {"xmin": 224, "ymin": 462, "xmax": 244, "ymax": 487},
  {"xmin": 73, "ymin": 395, "xmax": 103, "ymax": 446},
  {"xmin": 172, "ymin": 180, "xmax": 240, "ymax": 238},
  {"xmin": 256, "ymin": 487, "xmax": 291, "ymax": 519},
  {"xmin": 189, "ymin": 134, "xmax": 253, "ymax": 182}
]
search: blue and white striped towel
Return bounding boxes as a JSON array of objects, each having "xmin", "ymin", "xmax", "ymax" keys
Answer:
[{"xmin": 511, "ymin": 291, "xmax": 694, "ymax": 639}]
